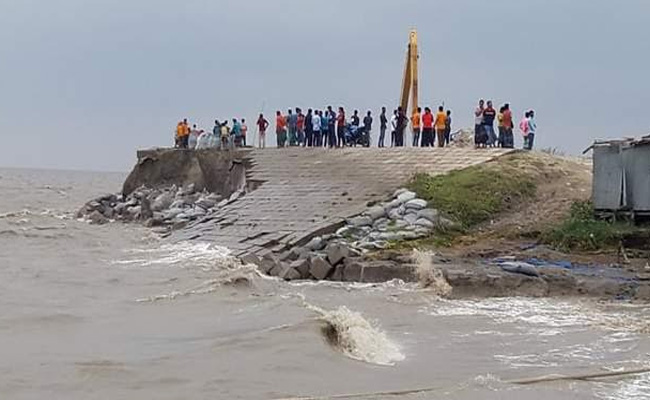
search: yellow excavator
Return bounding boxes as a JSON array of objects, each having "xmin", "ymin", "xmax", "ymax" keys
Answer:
[{"xmin": 400, "ymin": 30, "xmax": 419, "ymax": 117}]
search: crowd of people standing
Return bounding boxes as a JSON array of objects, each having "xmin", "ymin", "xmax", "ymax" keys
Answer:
[
  {"xmin": 473, "ymin": 99, "xmax": 537, "ymax": 150},
  {"xmin": 174, "ymin": 100, "xmax": 537, "ymax": 151}
]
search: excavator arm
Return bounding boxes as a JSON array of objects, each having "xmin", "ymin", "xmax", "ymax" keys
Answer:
[{"xmin": 399, "ymin": 30, "xmax": 419, "ymax": 115}]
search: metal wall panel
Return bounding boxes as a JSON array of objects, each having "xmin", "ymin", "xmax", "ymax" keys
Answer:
[
  {"xmin": 626, "ymin": 146, "xmax": 650, "ymax": 212},
  {"xmin": 592, "ymin": 145, "xmax": 625, "ymax": 210}
]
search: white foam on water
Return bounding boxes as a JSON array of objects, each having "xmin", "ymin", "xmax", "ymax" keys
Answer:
[
  {"xmin": 594, "ymin": 372, "xmax": 650, "ymax": 400},
  {"xmin": 426, "ymin": 297, "xmax": 650, "ymax": 335},
  {"xmin": 305, "ymin": 303, "xmax": 405, "ymax": 366},
  {"xmin": 110, "ymin": 241, "xmax": 233, "ymax": 269}
]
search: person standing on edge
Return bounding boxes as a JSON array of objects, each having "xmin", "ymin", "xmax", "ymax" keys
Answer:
[
  {"xmin": 321, "ymin": 109, "xmax": 330, "ymax": 148},
  {"xmin": 337, "ymin": 107, "xmax": 346, "ymax": 147},
  {"xmin": 220, "ymin": 120, "xmax": 230, "ymax": 150},
  {"xmin": 178, "ymin": 118, "xmax": 190, "ymax": 149},
  {"xmin": 328, "ymin": 106, "xmax": 337, "ymax": 148},
  {"xmin": 351, "ymin": 110, "xmax": 360, "ymax": 127},
  {"xmin": 296, "ymin": 108, "xmax": 305, "ymax": 146},
  {"xmin": 482, "ymin": 100, "xmax": 497, "ymax": 147},
  {"xmin": 189, "ymin": 124, "xmax": 200, "ymax": 149},
  {"xmin": 497, "ymin": 107, "xmax": 505, "ymax": 147},
  {"xmin": 502, "ymin": 103, "xmax": 514, "ymax": 148},
  {"xmin": 421, "ymin": 107, "xmax": 433, "ymax": 147},
  {"xmin": 434, "ymin": 106, "xmax": 447, "ymax": 147},
  {"xmin": 475, "ymin": 99, "xmax": 486, "ymax": 147},
  {"xmin": 390, "ymin": 110, "xmax": 398, "ymax": 147},
  {"xmin": 287, "ymin": 109, "xmax": 297, "ymax": 146},
  {"xmin": 312, "ymin": 110, "xmax": 321, "ymax": 147},
  {"xmin": 445, "ymin": 110, "xmax": 452, "ymax": 145},
  {"xmin": 175, "ymin": 121, "xmax": 184, "ymax": 148},
  {"xmin": 256, "ymin": 114, "xmax": 268, "ymax": 148},
  {"xmin": 212, "ymin": 120, "xmax": 222, "ymax": 149},
  {"xmin": 305, "ymin": 109, "xmax": 313, "ymax": 147},
  {"xmin": 363, "ymin": 110, "xmax": 373, "ymax": 147},
  {"xmin": 395, "ymin": 107, "xmax": 408, "ymax": 147},
  {"xmin": 231, "ymin": 118, "xmax": 242, "ymax": 148},
  {"xmin": 378, "ymin": 107, "xmax": 387, "ymax": 147},
  {"xmin": 526, "ymin": 110, "xmax": 537, "ymax": 150},
  {"xmin": 411, "ymin": 107, "xmax": 421, "ymax": 147},
  {"xmin": 519, "ymin": 111, "xmax": 530, "ymax": 149},
  {"xmin": 241, "ymin": 119, "xmax": 248, "ymax": 147},
  {"xmin": 276, "ymin": 110, "xmax": 287, "ymax": 148}
]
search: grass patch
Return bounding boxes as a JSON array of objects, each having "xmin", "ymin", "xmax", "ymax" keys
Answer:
[
  {"xmin": 408, "ymin": 160, "xmax": 537, "ymax": 230},
  {"xmin": 542, "ymin": 200, "xmax": 637, "ymax": 251}
]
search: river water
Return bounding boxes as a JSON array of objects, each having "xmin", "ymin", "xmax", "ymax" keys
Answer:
[{"xmin": 1, "ymin": 167, "xmax": 650, "ymax": 400}]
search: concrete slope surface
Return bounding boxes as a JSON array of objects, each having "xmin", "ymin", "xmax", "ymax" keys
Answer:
[{"xmin": 174, "ymin": 147, "xmax": 514, "ymax": 256}]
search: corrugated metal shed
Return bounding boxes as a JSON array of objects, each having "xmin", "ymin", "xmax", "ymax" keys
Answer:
[
  {"xmin": 626, "ymin": 140, "xmax": 650, "ymax": 212},
  {"xmin": 589, "ymin": 136, "xmax": 650, "ymax": 214}
]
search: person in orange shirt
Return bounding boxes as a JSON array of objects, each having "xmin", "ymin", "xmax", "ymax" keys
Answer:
[
  {"xmin": 276, "ymin": 111, "xmax": 287, "ymax": 148},
  {"xmin": 175, "ymin": 118, "xmax": 190, "ymax": 148},
  {"xmin": 421, "ymin": 107, "xmax": 434, "ymax": 147},
  {"xmin": 411, "ymin": 107, "xmax": 421, "ymax": 147},
  {"xmin": 175, "ymin": 121, "xmax": 184, "ymax": 148},
  {"xmin": 434, "ymin": 106, "xmax": 447, "ymax": 148}
]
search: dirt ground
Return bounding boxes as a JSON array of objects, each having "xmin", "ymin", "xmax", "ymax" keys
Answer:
[{"xmin": 411, "ymin": 151, "xmax": 650, "ymax": 300}]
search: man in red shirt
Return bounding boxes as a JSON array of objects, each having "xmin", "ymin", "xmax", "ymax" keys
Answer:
[
  {"xmin": 337, "ymin": 107, "xmax": 346, "ymax": 147},
  {"xmin": 502, "ymin": 103, "xmax": 514, "ymax": 148},
  {"xmin": 421, "ymin": 107, "xmax": 434, "ymax": 147},
  {"xmin": 257, "ymin": 113, "xmax": 269, "ymax": 148},
  {"xmin": 296, "ymin": 108, "xmax": 305, "ymax": 146},
  {"xmin": 276, "ymin": 111, "xmax": 287, "ymax": 148}
]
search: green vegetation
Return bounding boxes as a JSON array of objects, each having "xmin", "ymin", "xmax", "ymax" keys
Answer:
[
  {"xmin": 542, "ymin": 200, "xmax": 637, "ymax": 251},
  {"xmin": 408, "ymin": 162, "xmax": 536, "ymax": 230}
]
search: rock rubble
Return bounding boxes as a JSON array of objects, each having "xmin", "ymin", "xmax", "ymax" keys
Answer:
[
  {"xmin": 242, "ymin": 188, "xmax": 456, "ymax": 282},
  {"xmin": 76, "ymin": 184, "xmax": 242, "ymax": 231}
]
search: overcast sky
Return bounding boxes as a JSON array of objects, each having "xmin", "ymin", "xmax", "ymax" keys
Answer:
[{"xmin": 1, "ymin": 0, "xmax": 649, "ymax": 171}]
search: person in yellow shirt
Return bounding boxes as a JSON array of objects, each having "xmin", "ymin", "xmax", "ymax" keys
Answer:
[
  {"xmin": 411, "ymin": 107, "xmax": 421, "ymax": 147},
  {"xmin": 434, "ymin": 106, "xmax": 447, "ymax": 148}
]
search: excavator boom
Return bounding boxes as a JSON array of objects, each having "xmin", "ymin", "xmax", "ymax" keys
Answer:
[{"xmin": 400, "ymin": 30, "xmax": 419, "ymax": 115}]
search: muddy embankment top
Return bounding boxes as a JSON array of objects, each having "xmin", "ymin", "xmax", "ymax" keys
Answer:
[{"xmin": 123, "ymin": 147, "xmax": 514, "ymax": 256}]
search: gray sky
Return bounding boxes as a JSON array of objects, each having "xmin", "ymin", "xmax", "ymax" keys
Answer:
[{"xmin": 1, "ymin": 0, "xmax": 649, "ymax": 171}]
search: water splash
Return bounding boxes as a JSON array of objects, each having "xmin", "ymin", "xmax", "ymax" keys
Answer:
[
  {"xmin": 412, "ymin": 249, "xmax": 452, "ymax": 297},
  {"xmin": 305, "ymin": 302, "xmax": 405, "ymax": 366}
]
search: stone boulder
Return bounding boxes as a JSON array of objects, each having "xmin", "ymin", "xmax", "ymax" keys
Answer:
[
  {"xmin": 88, "ymin": 210, "xmax": 109, "ymax": 225},
  {"xmin": 152, "ymin": 192, "xmax": 174, "ymax": 212},
  {"xmin": 360, "ymin": 261, "xmax": 417, "ymax": 283},
  {"xmin": 309, "ymin": 256, "xmax": 333, "ymax": 280},
  {"xmin": 289, "ymin": 259, "xmax": 311, "ymax": 279},
  {"xmin": 279, "ymin": 265, "xmax": 302, "ymax": 281},
  {"xmin": 326, "ymin": 243, "xmax": 351, "ymax": 266}
]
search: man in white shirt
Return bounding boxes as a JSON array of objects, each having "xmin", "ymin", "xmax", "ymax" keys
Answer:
[
  {"xmin": 312, "ymin": 111, "xmax": 321, "ymax": 147},
  {"xmin": 390, "ymin": 110, "xmax": 398, "ymax": 147},
  {"xmin": 474, "ymin": 99, "xmax": 486, "ymax": 147}
]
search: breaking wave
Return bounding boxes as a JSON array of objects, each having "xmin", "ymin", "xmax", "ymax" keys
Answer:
[
  {"xmin": 305, "ymin": 303, "xmax": 405, "ymax": 366},
  {"xmin": 135, "ymin": 264, "xmax": 260, "ymax": 302},
  {"xmin": 110, "ymin": 242, "xmax": 233, "ymax": 270}
]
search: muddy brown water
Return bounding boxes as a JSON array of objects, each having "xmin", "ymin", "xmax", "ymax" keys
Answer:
[{"xmin": 1, "ymin": 167, "xmax": 650, "ymax": 399}]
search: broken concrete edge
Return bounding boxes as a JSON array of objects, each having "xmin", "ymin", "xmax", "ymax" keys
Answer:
[{"xmin": 238, "ymin": 248, "xmax": 418, "ymax": 283}]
